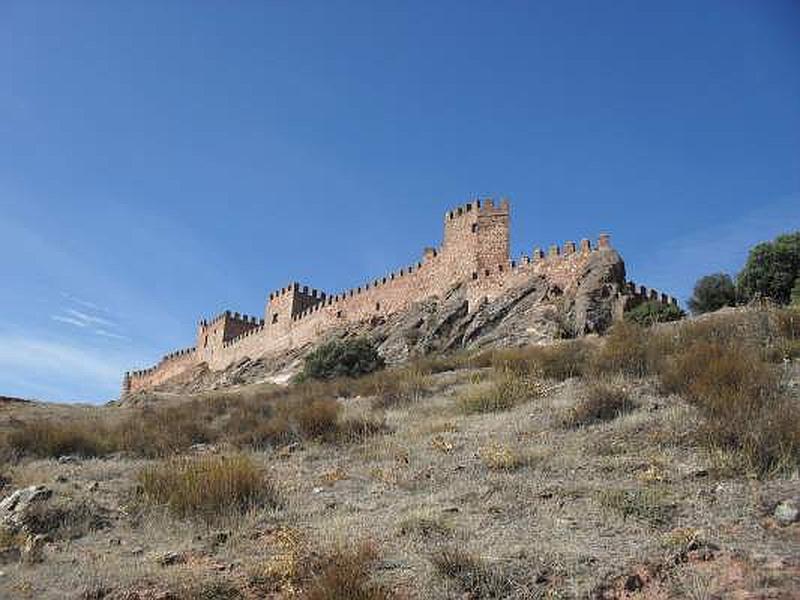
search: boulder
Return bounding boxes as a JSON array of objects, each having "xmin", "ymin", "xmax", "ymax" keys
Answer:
[{"xmin": 0, "ymin": 485, "xmax": 52, "ymax": 534}]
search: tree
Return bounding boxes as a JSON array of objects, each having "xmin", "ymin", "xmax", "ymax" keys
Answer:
[
  {"xmin": 302, "ymin": 337, "xmax": 385, "ymax": 380},
  {"xmin": 737, "ymin": 232, "xmax": 800, "ymax": 305},
  {"xmin": 792, "ymin": 277, "xmax": 800, "ymax": 307},
  {"xmin": 687, "ymin": 273, "xmax": 737, "ymax": 314}
]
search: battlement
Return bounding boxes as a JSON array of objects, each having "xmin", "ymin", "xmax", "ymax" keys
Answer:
[
  {"xmin": 444, "ymin": 197, "xmax": 510, "ymax": 222},
  {"xmin": 626, "ymin": 281, "xmax": 678, "ymax": 307},
  {"xmin": 122, "ymin": 199, "xmax": 673, "ymax": 397}
]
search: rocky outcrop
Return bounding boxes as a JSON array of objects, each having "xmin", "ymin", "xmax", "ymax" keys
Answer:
[
  {"xmin": 0, "ymin": 485, "xmax": 52, "ymax": 535},
  {"xmin": 126, "ymin": 247, "xmax": 630, "ymax": 398}
]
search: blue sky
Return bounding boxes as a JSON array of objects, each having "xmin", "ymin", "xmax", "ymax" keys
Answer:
[{"xmin": 1, "ymin": 1, "xmax": 798, "ymax": 403}]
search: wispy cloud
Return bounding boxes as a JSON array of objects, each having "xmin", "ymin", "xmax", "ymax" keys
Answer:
[
  {"xmin": 94, "ymin": 329, "xmax": 130, "ymax": 341},
  {"xmin": 51, "ymin": 315, "xmax": 87, "ymax": 327},
  {"xmin": 65, "ymin": 308, "xmax": 115, "ymax": 328},
  {"xmin": 0, "ymin": 334, "xmax": 131, "ymax": 401}
]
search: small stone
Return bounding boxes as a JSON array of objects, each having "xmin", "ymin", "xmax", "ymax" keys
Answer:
[
  {"xmin": 774, "ymin": 499, "xmax": 799, "ymax": 526},
  {"xmin": 312, "ymin": 487, "xmax": 323, "ymax": 494},
  {"xmin": 88, "ymin": 482, "xmax": 99, "ymax": 491},
  {"xmin": 158, "ymin": 551, "xmax": 184, "ymax": 566},
  {"xmin": 58, "ymin": 455, "xmax": 78, "ymax": 464},
  {"xmin": 624, "ymin": 574, "xmax": 643, "ymax": 592}
]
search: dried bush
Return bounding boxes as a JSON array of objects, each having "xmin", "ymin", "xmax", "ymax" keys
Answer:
[
  {"xmin": 590, "ymin": 321, "xmax": 654, "ymax": 377},
  {"xmin": 113, "ymin": 405, "xmax": 214, "ymax": 458},
  {"xmin": 563, "ymin": 382, "xmax": 634, "ymax": 428},
  {"xmin": 6, "ymin": 418, "xmax": 114, "ymax": 459},
  {"xmin": 137, "ymin": 453, "xmax": 278, "ymax": 522},
  {"xmin": 659, "ymin": 340, "xmax": 798, "ymax": 476}
]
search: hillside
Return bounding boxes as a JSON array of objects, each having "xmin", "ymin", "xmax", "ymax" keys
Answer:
[{"xmin": 0, "ymin": 307, "xmax": 798, "ymax": 599}]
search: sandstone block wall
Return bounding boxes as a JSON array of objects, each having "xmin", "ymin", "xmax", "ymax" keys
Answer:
[{"xmin": 122, "ymin": 199, "xmax": 675, "ymax": 394}]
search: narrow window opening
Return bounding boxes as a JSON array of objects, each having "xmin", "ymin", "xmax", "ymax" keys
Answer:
[
  {"xmin": 375, "ymin": 302, "xmax": 381, "ymax": 311},
  {"xmin": 271, "ymin": 313, "xmax": 279, "ymax": 324},
  {"xmin": 336, "ymin": 310, "xmax": 343, "ymax": 318},
  {"xmin": 472, "ymin": 272, "xmax": 478, "ymax": 280},
  {"xmin": 471, "ymin": 223, "xmax": 478, "ymax": 233}
]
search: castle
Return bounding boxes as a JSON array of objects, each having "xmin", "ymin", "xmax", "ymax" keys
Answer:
[{"xmin": 123, "ymin": 199, "xmax": 676, "ymax": 394}]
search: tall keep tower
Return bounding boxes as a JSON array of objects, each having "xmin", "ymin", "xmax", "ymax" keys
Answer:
[{"xmin": 439, "ymin": 198, "xmax": 510, "ymax": 287}]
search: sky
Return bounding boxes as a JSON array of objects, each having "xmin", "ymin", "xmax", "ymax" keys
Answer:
[{"xmin": 1, "ymin": 1, "xmax": 799, "ymax": 403}]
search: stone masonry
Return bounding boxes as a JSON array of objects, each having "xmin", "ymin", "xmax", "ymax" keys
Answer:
[{"xmin": 123, "ymin": 199, "xmax": 676, "ymax": 394}]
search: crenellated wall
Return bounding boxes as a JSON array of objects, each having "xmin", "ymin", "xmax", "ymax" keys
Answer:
[{"xmin": 122, "ymin": 198, "xmax": 674, "ymax": 395}]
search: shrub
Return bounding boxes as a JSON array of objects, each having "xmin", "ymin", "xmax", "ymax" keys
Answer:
[
  {"xmin": 659, "ymin": 340, "xmax": 799, "ymax": 476},
  {"xmin": 137, "ymin": 453, "xmax": 278, "ymax": 522},
  {"xmin": 114, "ymin": 405, "xmax": 214, "ymax": 458},
  {"xmin": 792, "ymin": 277, "xmax": 800, "ymax": 306},
  {"xmin": 457, "ymin": 371, "xmax": 543, "ymax": 414},
  {"xmin": 365, "ymin": 367, "xmax": 432, "ymax": 410},
  {"xmin": 302, "ymin": 338, "xmax": 385, "ymax": 380},
  {"xmin": 625, "ymin": 300, "xmax": 685, "ymax": 326},
  {"xmin": 590, "ymin": 321, "xmax": 653, "ymax": 377},
  {"xmin": 737, "ymin": 231, "xmax": 800, "ymax": 305},
  {"xmin": 6, "ymin": 418, "xmax": 113, "ymax": 458},
  {"xmin": 563, "ymin": 382, "xmax": 634, "ymax": 427},
  {"xmin": 687, "ymin": 273, "xmax": 737, "ymax": 314}
]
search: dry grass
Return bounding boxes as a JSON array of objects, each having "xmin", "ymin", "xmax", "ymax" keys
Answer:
[
  {"xmin": 300, "ymin": 542, "xmax": 391, "ymax": 600},
  {"xmin": 597, "ymin": 486, "xmax": 675, "ymax": 528},
  {"xmin": 478, "ymin": 442, "xmax": 532, "ymax": 471},
  {"xmin": 589, "ymin": 321, "xmax": 656, "ymax": 377},
  {"xmin": 430, "ymin": 546, "xmax": 534, "ymax": 599},
  {"xmin": 136, "ymin": 453, "xmax": 278, "ymax": 522},
  {"xmin": 659, "ymin": 340, "xmax": 799, "ymax": 476},
  {"xmin": 563, "ymin": 381, "xmax": 634, "ymax": 428},
  {"xmin": 457, "ymin": 370, "xmax": 544, "ymax": 414},
  {"xmin": 490, "ymin": 339, "xmax": 590, "ymax": 380}
]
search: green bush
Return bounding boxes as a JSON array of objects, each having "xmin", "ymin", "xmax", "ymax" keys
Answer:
[
  {"xmin": 737, "ymin": 231, "xmax": 800, "ymax": 305},
  {"xmin": 302, "ymin": 338, "xmax": 385, "ymax": 381},
  {"xmin": 687, "ymin": 273, "xmax": 737, "ymax": 314},
  {"xmin": 625, "ymin": 300, "xmax": 684, "ymax": 326}
]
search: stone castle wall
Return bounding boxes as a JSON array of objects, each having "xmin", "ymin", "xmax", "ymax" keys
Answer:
[{"xmin": 123, "ymin": 199, "xmax": 676, "ymax": 395}]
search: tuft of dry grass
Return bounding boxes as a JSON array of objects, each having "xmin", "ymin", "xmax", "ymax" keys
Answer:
[
  {"xmin": 597, "ymin": 487, "xmax": 675, "ymax": 528},
  {"xmin": 457, "ymin": 370, "xmax": 545, "ymax": 414},
  {"xmin": 430, "ymin": 546, "xmax": 531, "ymax": 599},
  {"xmin": 5, "ymin": 418, "xmax": 114, "ymax": 459},
  {"xmin": 300, "ymin": 542, "xmax": 392, "ymax": 600},
  {"xmin": 136, "ymin": 453, "xmax": 278, "ymax": 522},
  {"xmin": 478, "ymin": 442, "xmax": 531, "ymax": 471},
  {"xmin": 563, "ymin": 382, "xmax": 634, "ymax": 428}
]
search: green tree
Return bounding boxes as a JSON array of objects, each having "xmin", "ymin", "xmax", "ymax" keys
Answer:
[
  {"xmin": 302, "ymin": 337, "xmax": 385, "ymax": 380},
  {"xmin": 624, "ymin": 300, "xmax": 684, "ymax": 327},
  {"xmin": 687, "ymin": 273, "xmax": 737, "ymax": 314},
  {"xmin": 737, "ymin": 232, "xmax": 800, "ymax": 305},
  {"xmin": 791, "ymin": 277, "xmax": 800, "ymax": 306}
]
